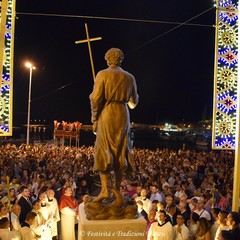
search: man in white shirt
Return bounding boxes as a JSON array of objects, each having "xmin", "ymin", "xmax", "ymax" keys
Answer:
[
  {"xmin": 21, "ymin": 211, "xmax": 39, "ymax": 240},
  {"xmin": 211, "ymin": 208, "xmax": 220, "ymax": 238},
  {"xmin": 135, "ymin": 188, "xmax": 152, "ymax": 220},
  {"xmin": 174, "ymin": 185, "xmax": 185, "ymax": 199},
  {"xmin": 214, "ymin": 210, "xmax": 229, "ymax": 240},
  {"xmin": 193, "ymin": 199, "xmax": 211, "ymax": 221},
  {"xmin": 47, "ymin": 189, "xmax": 60, "ymax": 240},
  {"xmin": 0, "ymin": 217, "xmax": 11, "ymax": 240},
  {"xmin": 31, "ymin": 199, "xmax": 52, "ymax": 240},
  {"xmin": 0, "ymin": 213, "xmax": 21, "ymax": 240},
  {"xmin": 150, "ymin": 185, "xmax": 163, "ymax": 203},
  {"xmin": 148, "ymin": 210, "xmax": 174, "ymax": 240},
  {"xmin": 10, "ymin": 204, "xmax": 21, "ymax": 231},
  {"xmin": 174, "ymin": 214, "xmax": 190, "ymax": 240}
]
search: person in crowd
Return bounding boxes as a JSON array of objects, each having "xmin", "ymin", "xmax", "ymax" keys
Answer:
[
  {"xmin": 135, "ymin": 188, "xmax": 152, "ymax": 220},
  {"xmin": 125, "ymin": 184, "xmax": 136, "ymax": 198},
  {"xmin": 0, "ymin": 217, "xmax": 10, "ymax": 240},
  {"xmin": 157, "ymin": 201, "xmax": 166, "ymax": 212},
  {"xmin": 38, "ymin": 186, "xmax": 54, "ymax": 237},
  {"xmin": 188, "ymin": 197, "xmax": 198, "ymax": 213},
  {"xmin": 168, "ymin": 171, "xmax": 176, "ymax": 187},
  {"xmin": 220, "ymin": 211, "xmax": 240, "ymax": 240},
  {"xmin": 151, "ymin": 200, "xmax": 160, "ymax": 212},
  {"xmin": 214, "ymin": 210, "xmax": 229, "ymax": 240},
  {"xmin": 187, "ymin": 178, "xmax": 196, "ymax": 198},
  {"xmin": 188, "ymin": 212, "xmax": 200, "ymax": 240},
  {"xmin": 31, "ymin": 199, "xmax": 52, "ymax": 240},
  {"xmin": 18, "ymin": 186, "xmax": 32, "ymax": 225},
  {"xmin": 0, "ymin": 187, "xmax": 17, "ymax": 206},
  {"xmin": 165, "ymin": 195, "xmax": 174, "ymax": 211},
  {"xmin": 146, "ymin": 210, "xmax": 157, "ymax": 237},
  {"xmin": 133, "ymin": 185, "xmax": 142, "ymax": 199},
  {"xmin": 0, "ymin": 204, "xmax": 8, "ymax": 220},
  {"xmin": 174, "ymin": 185, "xmax": 185, "ymax": 199},
  {"xmin": 177, "ymin": 200, "xmax": 190, "ymax": 226},
  {"xmin": 161, "ymin": 178, "xmax": 170, "ymax": 191},
  {"xmin": 10, "ymin": 204, "xmax": 21, "ymax": 231},
  {"xmin": 149, "ymin": 185, "xmax": 163, "ymax": 203},
  {"xmin": 0, "ymin": 217, "xmax": 21, "ymax": 240},
  {"xmin": 47, "ymin": 188, "xmax": 60, "ymax": 240},
  {"xmin": 21, "ymin": 211, "xmax": 39, "ymax": 240},
  {"xmin": 194, "ymin": 199, "xmax": 212, "ymax": 221},
  {"xmin": 195, "ymin": 217, "xmax": 212, "ymax": 240},
  {"xmin": 77, "ymin": 179, "xmax": 90, "ymax": 201},
  {"xmin": 129, "ymin": 172, "xmax": 139, "ymax": 187},
  {"xmin": 69, "ymin": 177, "xmax": 77, "ymax": 197},
  {"xmin": 174, "ymin": 213, "xmax": 190, "ymax": 240},
  {"xmin": 9, "ymin": 178, "xmax": 19, "ymax": 192},
  {"xmin": 217, "ymin": 190, "xmax": 231, "ymax": 212},
  {"xmin": 21, "ymin": 169, "xmax": 31, "ymax": 186},
  {"xmin": 166, "ymin": 204, "xmax": 178, "ymax": 226},
  {"xmin": 147, "ymin": 210, "xmax": 174, "ymax": 240},
  {"xmin": 58, "ymin": 186, "xmax": 78, "ymax": 240},
  {"xmin": 84, "ymin": 165, "xmax": 95, "ymax": 194},
  {"xmin": 211, "ymin": 207, "xmax": 220, "ymax": 238}
]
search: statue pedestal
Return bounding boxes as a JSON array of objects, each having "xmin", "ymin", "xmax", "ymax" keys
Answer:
[{"xmin": 78, "ymin": 203, "xmax": 147, "ymax": 240}]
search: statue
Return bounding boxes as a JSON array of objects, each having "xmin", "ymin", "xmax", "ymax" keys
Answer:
[{"xmin": 88, "ymin": 48, "xmax": 139, "ymax": 219}]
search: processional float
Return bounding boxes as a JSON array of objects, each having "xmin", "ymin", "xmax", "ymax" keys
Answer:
[{"xmin": 53, "ymin": 120, "xmax": 82, "ymax": 147}]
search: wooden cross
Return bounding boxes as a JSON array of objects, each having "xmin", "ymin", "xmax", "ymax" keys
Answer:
[{"xmin": 75, "ymin": 23, "xmax": 102, "ymax": 81}]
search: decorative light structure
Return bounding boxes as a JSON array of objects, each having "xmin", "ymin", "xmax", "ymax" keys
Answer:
[
  {"xmin": 0, "ymin": 0, "xmax": 16, "ymax": 136},
  {"xmin": 212, "ymin": 0, "xmax": 238, "ymax": 149}
]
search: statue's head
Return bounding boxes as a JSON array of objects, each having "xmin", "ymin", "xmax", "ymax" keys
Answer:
[{"xmin": 105, "ymin": 48, "xmax": 124, "ymax": 67}]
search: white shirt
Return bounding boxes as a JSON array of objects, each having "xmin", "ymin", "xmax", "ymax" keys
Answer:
[
  {"xmin": 214, "ymin": 225, "xmax": 229, "ymax": 240},
  {"xmin": 174, "ymin": 224, "xmax": 190, "ymax": 240},
  {"xmin": 174, "ymin": 190, "xmax": 185, "ymax": 198},
  {"xmin": 11, "ymin": 212, "xmax": 21, "ymax": 231},
  {"xmin": 148, "ymin": 221, "xmax": 174, "ymax": 240},
  {"xmin": 20, "ymin": 226, "xmax": 36, "ymax": 240},
  {"xmin": 150, "ymin": 192, "xmax": 163, "ymax": 203},
  {"xmin": 194, "ymin": 209, "xmax": 211, "ymax": 221},
  {"xmin": 135, "ymin": 196, "xmax": 152, "ymax": 214}
]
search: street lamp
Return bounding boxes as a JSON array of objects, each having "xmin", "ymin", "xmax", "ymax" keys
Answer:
[{"xmin": 25, "ymin": 62, "xmax": 36, "ymax": 146}]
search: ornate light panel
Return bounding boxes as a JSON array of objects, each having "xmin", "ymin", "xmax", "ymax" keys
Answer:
[
  {"xmin": 0, "ymin": 0, "xmax": 15, "ymax": 136},
  {"xmin": 212, "ymin": 0, "xmax": 238, "ymax": 149}
]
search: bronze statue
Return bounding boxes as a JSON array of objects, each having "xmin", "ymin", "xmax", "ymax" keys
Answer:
[{"xmin": 89, "ymin": 48, "xmax": 139, "ymax": 206}]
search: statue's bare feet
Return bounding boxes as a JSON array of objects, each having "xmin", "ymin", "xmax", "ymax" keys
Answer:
[
  {"xmin": 92, "ymin": 191, "xmax": 110, "ymax": 203},
  {"xmin": 109, "ymin": 187, "xmax": 123, "ymax": 208}
]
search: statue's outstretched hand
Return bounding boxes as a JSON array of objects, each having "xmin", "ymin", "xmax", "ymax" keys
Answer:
[{"xmin": 93, "ymin": 121, "xmax": 98, "ymax": 135}]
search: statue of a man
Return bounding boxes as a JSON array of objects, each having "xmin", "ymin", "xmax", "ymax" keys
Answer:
[{"xmin": 89, "ymin": 48, "xmax": 139, "ymax": 202}]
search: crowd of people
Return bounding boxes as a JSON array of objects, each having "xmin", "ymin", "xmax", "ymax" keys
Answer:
[{"xmin": 0, "ymin": 142, "xmax": 239, "ymax": 239}]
